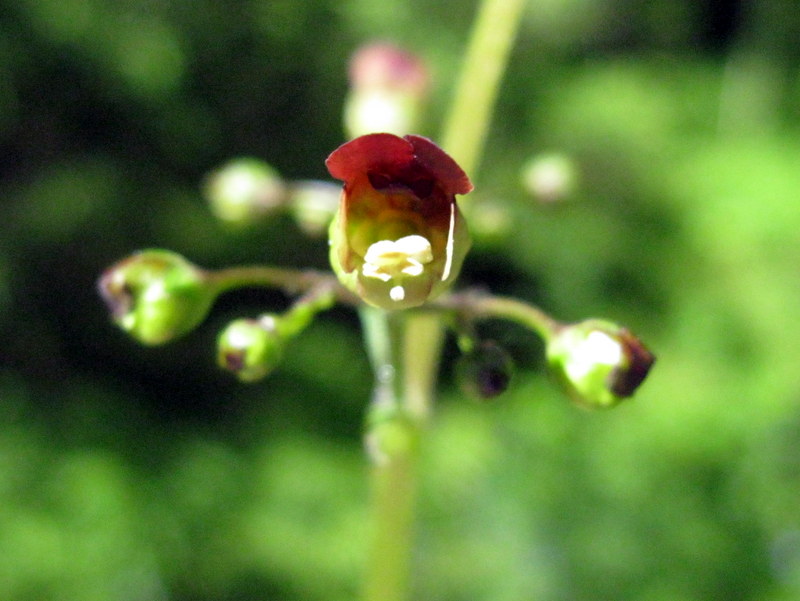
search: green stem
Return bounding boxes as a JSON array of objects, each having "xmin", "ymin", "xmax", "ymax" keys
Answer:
[
  {"xmin": 359, "ymin": 310, "xmax": 452, "ymax": 601},
  {"xmin": 363, "ymin": 435, "xmax": 419, "ymax": 601},
  {"xmin": 441, "ymin": 0, "xmax": 527, "ymax": 178},
  {"xmin": 436, "ymin": 291, "xmax": 562, "ymax": 343},
  {"xmin": 399, "ymin": 312, "xmax": 445, "ymax": 421},
  {"xmin": 360, "ymin": 1, "xmax": 527, "ymax": 600},
  {"xmin": 359, "ymin": 308, "xmax": 421, "ymax": 601},
  {"xmin": 205, "ymin": 265, "xmax": 358, "ymax": 304},
  {"xmin": 272, "ymin": 283, "xmax": 337, "ymax": 339}
]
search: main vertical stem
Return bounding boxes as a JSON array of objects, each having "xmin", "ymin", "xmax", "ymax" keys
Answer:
[
  {"xmin": 441, "ymin": 0, "xmax": 527, "ymax": 178},
  {"xmin": 360, "ymin": 310, "xmax": 442, "ymax": 601},
  {"xmin": 364, "ymin": 438, "xmax": 418, "ymax": 601},
  {"xmin": 360, "ymin": 1, "xmax": 527, "ymax": 600}
]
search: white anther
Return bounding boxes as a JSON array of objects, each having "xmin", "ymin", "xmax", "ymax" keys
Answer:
[{"xmin": 362, "ymin": 235, "xmax": 433, "ymax": 283}]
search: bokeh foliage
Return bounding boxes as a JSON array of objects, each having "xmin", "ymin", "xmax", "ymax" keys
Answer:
[{"xmin": 2, "ymin": 0, "xmax": 800, "ymax": 600}]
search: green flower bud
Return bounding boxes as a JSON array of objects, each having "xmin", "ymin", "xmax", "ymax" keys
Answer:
[
  {"xmin": 217, "ymin": 317, "xmax": 284, "ymax": 383},
  {"xmin": 546, "ymin": 319, "xmax": 655, "ymax": 409},
  {"xmin": 521, "ymin": 153, "xmax": 578, "ymax": 204},
  {"xmin": 465, "ymin": 199, "xmax": 513, "ymax": 243},
  {"xmin": 326, "ymin": 133, "xmax": 472, "ymax": 310},
  {"xmin": 203, "ymin": 158, "xmax": 286, "ymax": 225},
  {"xmin": 287, "ymin": 180, "xmax": 341, "ymax": 236},
  {"xmin": 455, "ymin": 340, "xmax": 514, "ymax": 400},
  {"xmin": 344, "ymin": 42, "xmax": 429, "ymax": 138},
  {"xmin": 97, "ymin": 250, "xmax": 216, "ymax": 345}
]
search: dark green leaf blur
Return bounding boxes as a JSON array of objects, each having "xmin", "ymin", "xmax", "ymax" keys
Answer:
[{"xmin": 2, "ymin": 0, "xmax": 799, "ymax": 599}]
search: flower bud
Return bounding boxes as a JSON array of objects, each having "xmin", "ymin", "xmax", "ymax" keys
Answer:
[
  {"xmin": 97, "ymin": 250, "xmax": 216, "ymax": 345},
  {"xmin": 521, "ymin": 153, "xmax": 578, "ymax": 204},
  {"xmin": 203, "ymin": 158, "xmax": 286, "ymax": 225},
  {"xmin": 326, "ymin": 133, "xmax": 472, "ymax": 310},
  {"xmin": 465, "ymin": 199, "xmax": 513, "ymax": 243},
  {"xmin": 217, "ymin": 317, "xmax": 284, "ymax": 383},
  {"xmin": 546, "ymin": 319, "xmax": 655, "ymax": 408},
  {"xmin": 455, "ymin": 340, "xmax": 514, "ymax": 400},
  {"xmin": 344, "ymin": 42, "xmax": 429, "ymax": 137},
  {"xmin": 287, "ymin": 180, "xmax": 341, "ymax": 236}
]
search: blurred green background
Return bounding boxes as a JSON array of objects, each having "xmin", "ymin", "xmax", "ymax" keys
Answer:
[{"xmin": 2, "ymin": 0, "xmax": 800, "ymax": 599}]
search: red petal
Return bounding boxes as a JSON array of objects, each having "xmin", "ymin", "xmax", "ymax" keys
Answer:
[
  {"xmin": 405, "ymin": 135, "xmax": 473, "ymax": 195},
  {"xmin": 326, "ymin": 133, "xmax": 473, "ymax": 198},
  {"xmin": 326, "ymin": 133, "xmax": 414, "ymax": 183}
]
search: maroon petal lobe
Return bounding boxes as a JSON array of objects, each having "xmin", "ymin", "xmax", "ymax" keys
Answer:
[
  {"xmin": 326, "ymin": 133, "xmax": 414, "ymax": 183},
  {"xmin": 405, "ymin": 135, "xmax": 473, "ymax": 195}
]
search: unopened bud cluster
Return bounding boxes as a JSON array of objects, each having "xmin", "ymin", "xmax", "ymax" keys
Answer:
[
  {"xmin": 204, "ymin": 158, "xmax": 339, "ymax": 235},
  {"xmin": 97, "ymin": 43, "xmax": 657, "ymax": 408}
]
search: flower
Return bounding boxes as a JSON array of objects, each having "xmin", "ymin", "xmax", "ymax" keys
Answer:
[
  {"xmin": 326, "ymin": 133, "xmax": 473, "ymax": 309},
  {"xmin": 546, "ymin": 319, "xmax": 655, "ymax": 408}
]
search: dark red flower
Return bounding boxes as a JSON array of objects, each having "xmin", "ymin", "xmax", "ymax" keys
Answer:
[{"xmin": 326, "ymin": 133, "xmax": 472, "ymax": 309}]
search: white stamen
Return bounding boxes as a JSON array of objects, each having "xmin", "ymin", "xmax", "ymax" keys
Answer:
[
  {"xmin": 401, "ymin": 259, "xmax": 424, "ymax": 276},
  {"xmin": 362, "ymin": 262, "xmax": 392, "ymax": 282},
  {"xmin": 362, "ymin": 235, "xmax": 433, "ymax": 283}
]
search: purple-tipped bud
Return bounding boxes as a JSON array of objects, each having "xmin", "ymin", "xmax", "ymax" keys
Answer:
[
  {"xmin": 217, "ymin": 317, "xmax": 285, "ymax": 383},
  {"xmin": 546, "ymin": 319, "xmax": 655, "ymax": 408},
  {"xmin": 98, "ymin": 250, "xmax": 216, "ymax": 345}
]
